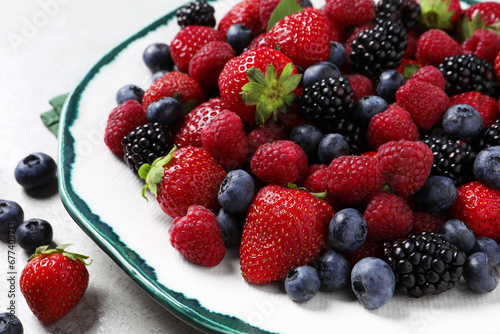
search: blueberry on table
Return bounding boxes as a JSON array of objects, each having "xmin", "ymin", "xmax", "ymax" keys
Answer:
[
  {"xmin": 145, "ymin": 97, "xmax": 183, "ymax": 126},
  {"xmin": 115, "ymin": 84, "xmax": 144, "ymax": 105},
  {"xmin": 442, "ymin": 104, "xmax": 483, "ymax": 142},
  {"xmin": 15, "ymin": 218, "xmax": 53, "ymax": 253},
  {"xmin": 471, "ymin": 237, "xmax": 500, "ymax": 265},
  {"xmin": 226, "ymin": 24, "xmax": 254, "ymax": 54},
  {"xmin": 285, "ymin": 265, "xmax": 321, "ymax": 302},
  {"xmin": 218, "ymin": 169, "xmax": 255, "ymax": 213},
  {"xmin": 302, "ymin": 61, "xmax": 341, "ymax": 88},
  {"xmin": 473, "ymin": 146, "xmax": 500, "ymax": 190},
  {"xmin": 143, "ymin": 43, "xmax": 174, "ymax": 73},
  {"xmin": 375, "ymin": 69, "xmax": 405, "ymax": 104},
  {"xmin": 318, "ymin": 133, "xmax": 349, "ymax": 165},
  {"xmin": 440, "ymin": 219, "xmax": 476, "ymax": 254},
  {"xmin": 216, "ymin": 208, "xmax": 244, "ymax": 248},
  {"xmin": 316, "ymin": 249, "xmax": 350, "ymax": 292},
  {"xmin": 414, "ymin": 175, "xmax": 457, "ymax": 213},
  {"xmin": 0, "ymin": 200, "xmax": 24, "ymax": 235},
  {"xmin": 0, "ymin": 312, "xmax": 24, "ymax": 334},
  {"xmin": 328, "ymin": 208, "xmax": 367, "ymax": 253},
  {"xmin": 14, "ymin": 153, "xmax": 57, "ymax": 190},
  {"xmin": 463, "ymin": 252, "xmax": 499, "ymax": 293}
]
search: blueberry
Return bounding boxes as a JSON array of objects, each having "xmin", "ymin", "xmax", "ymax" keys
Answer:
[
  {"xmin": 298, "ymin": 0, "xmax": 313, "ymax": 7},
  {"xmin": 353, "ymin": 95, "xmax": 389, "ymax": 128},
  {"xmin": 15, "ymin": 219, "xmax": 53, "ymax": 253},
  {"xmin": 473, "ymin": 146, "xmax": 500, "ymax": 190},
  {"xmin": 115, "ymin": 84, "xmax": 144, "ymax": 104},
  {"xmin": 471, "ymin": 237, "xmax": 500, "ymax": 265},
  {"xmin": 414, "ymin": 176, "xmax": 457, "ymax": 213},
  {"xmin": 14, "ymin": 153, "xmax": 57, "ymax": 190},
  {"xmin": 152, "ymin": 70, "xmax": 170, "ymax": 82},
  {"xmin": 442, "ymin": 104, "xmax": 483, "ymax": 142},
  {"xmin": 316, "ymin": 249, "xmax": 351, "ymax": 292},
  {"xmin": 0, "ymin": 312, "xmax": 23, "ymax": 334},
  {"xmin": 284, "ymin": 265, "xmax": 321, "ymax": 302},
  {"xmin": 328, "ymin": 208, "xmax": 367, "ymax": 253},
  {"xmin": 145, "ymin": 97, "xmax": 183, "ymax": 126},
  {"xmin": 440, "ymin": 219, "xmax": 476, "ymax": 254},
  {"xmin": 463, "ymin": 252, "xmax": 499, "ymax": 293},
  {"xmin": 327, "ymin": 41, "xmax": 347, "ymax": 68},
  {"xmin": 376, "ymin": 69, "xmax": 405, "ymax": 104},
  {"xmin": 318, "ymin": 133, "xmax": 349, "ymax": 165},
  {"xmin": 216, "ymin": 208, "xmax": 244, "ymax": 248},
  {"xmin": 218, "ymin": 170, "xmax": 255, "ymax": 213},
  {"xmin": 0, "ymin": 200, "xmax": 24, "ymax": 236},
  {"xmin": 302, "ymin": 61, "xmax": 341, "ymax": 87},
  {"xmin": 289, "ymin": 124, "xmax": 324, "ymax": 163},
  {"xmin": 226, "ymin": 24, "xmax": 254, "ymax": 54},
  {"xmin": 351, "ymin": 257, "xmax": 396, "ymax": 309},
  {"xmin": 143, "ymin": 43, "xmax": 174, "ymax": 73}
]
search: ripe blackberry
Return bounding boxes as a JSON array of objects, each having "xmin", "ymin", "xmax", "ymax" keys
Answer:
[
  {"xmin": 471, "ymin": 118, "xmax": 500, "ymax": 153},
  {"xmin": 438, "ymin": 54, "xmax": 497, "ymax": 97},
  {"xmin": 324, "ymin": 115, "xmax": 369, "ymax": 154},
  {"xmin": 297, "ymin": 76, "xmax": 355, "ymax": 124},
  {"xmin": 122, "ymin": 122, "xmax": 173, "ymax": 173},
  {"xmin": 421, "ymin": 134, "xmax": 476, "ymax": 186},
  {"xmin": 383, "ymin": 232, "xmax": 466, "ymax": 298},
  {"xmin": 176, "ymin": 0, "xmax": 216, "ymax": 29},
  {"xmin": 374, "ymin": 0, "xmax": 421, "ymax": 32}
]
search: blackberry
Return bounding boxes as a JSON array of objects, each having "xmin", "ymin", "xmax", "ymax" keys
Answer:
[
  {"xmin": 471, "ymin": 118, "xmax": 500, "ymax": 153},
  {"xmin": 176, "ymin": 0, "xmax": 216, "ymax": 29},
  {"xmin": 122, "ymin": 122, "xmax": 173, "ymax": 173},
  {"xmin": 323, "ymin": 115, "xmax": 369, "ymax": 155},
  {"xmin": 350, "ymin": 20, "xmax": 407, "ymax": 77},
  {"xmin": 421, "ymin": 134, "xmax": 476, "ymax": 186},
  {"xmin": 438, "ymin": 54, "xmax": 497, "ymax": 97},
  {"xmin": 383, "ymin": 232, "xmax": 466, "ymax": 298},
  {"xmin": 374, "ymin": 0, "xmax": 421, "ymax": 32},
  {"xmin": 296, "ymin": 76, "xmax": 354, "ymax": 124}
]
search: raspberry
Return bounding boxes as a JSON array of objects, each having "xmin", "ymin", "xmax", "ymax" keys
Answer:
[
  {"xmin": 247, "ymin": 123, "xmax": 285, "ymax": 155},
  {"xmin": 377, "ymin": 140, "xmax": 434, "ymax": 196},
  {"xmin": 326, "ymin": 155, "xmax": 385, "ymax": 205},
  {"xmin": 449, "ymin": 91, "xmax": 500, "ymax": 127},
  {"xmin": 367, "ymin": 105, "xmax": 420, "ymax": 150},
  {"xmin": 324, "ymin": 0, "xmax": 375, "ymax": 28},
  {"xmin": 104, "ymin": 100, "xmax": 147, "ymax": 157},
  {"xmin": 169, "ymin": 205, "xmax": 225, "ymax": 267},
  {"xmin": 250, "ymin": 140, "xmax": 308, "ymax": 186},
  {"xmin": 201, "ymin": 110, "xmax": 249, "ymax": 169},
  {"xmin": 364, "ymin": 190, "xmax": 414, "ymax": 242},
  {"xmin": 462, "ymin": 29, "xmax": 500, "ymax": 64},
  {"xmin": 300, "ymin": 164, "xmax": 338, "ymax": 206},
  {"xmin": 189, "ymin": 41, "xmax": 234, "ymax": 91},
  {"xmin": 407, "ymin": 65, "xmax": 446, "ymax": 90},
  {"xmin": 415, "ymin": 29, "xmax": 461, "ymax": 66},
  {"xmin": 411, "ymin": 212, "xmax": 446, "ymax": 234},
  {"xmin": 344, "ymin": 74, "xmax": 375, "ymax": 102}
]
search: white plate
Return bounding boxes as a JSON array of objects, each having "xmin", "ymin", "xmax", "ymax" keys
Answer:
[{"xmin": 58, "ymin": 0, "xmax": 499, "ymax": 333}]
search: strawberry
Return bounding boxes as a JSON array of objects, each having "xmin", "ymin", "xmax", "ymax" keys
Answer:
[
  {"xmin": 169, "ymin": 205, "xmax": 225, "ymax": 267},
  {"xmin": 240, "ymin": 185, "xmax": 334, "ymax": 284},
  {"xmin": 461, "ymin": 29, "xmax": 500, "ymax": 64},
  {"xmin": 259, "ymin": 0, "xmax": 302, "ymax": 30},
  {"xmin": 459, "ymin": 1, "xmax": 500, "ymax": 40},
  {"xmin": 495, "ymin": 50, "xmax": 500, "ymax": 82},
  {"xmin": 218, "ymin": 47, "xmax": 301, "ymax": 124},
  {"xmin": 299, "ymin": 164, "xmax": 338, "ymax": 207},
  {"xmin": 140, "ymin": 146, "xmax": 227, "ymax": 218},
  {"xmin": 218, "ymin": 0, "xmax": 263, "ymax": 37},
  {"xmin": 448, "ymin": 181, "xmax": 500, "ymax": 242},
  {"xmin": 415, "ymin": 29, "xmax": 462, "ymax": 66},
  {"xmin": 170, "ymin": 25, "xmax": 225, "ymax": 73},
  {"xmin": 188, "ymin": 41, "xmax": 234, "ymax": 91},
  {"xmin": 323, "ymin": 0, "xmax": 375, "ymax": 29},
  {"xmin": 104, "ymin": 100, "xmax": 147, "ymax": 156},
  {"xmin": 268, "ymin": 9, "xmax": 332, "ymax": 70},
  {"xmin": 19, "ymin": 244, "xmax": 90, "ymax": 324},
  {"xmin": 449, "ymin": 91, "xmax": 500, "ymax": 127},
  {"xmin": 417, "ymin": 0, "xmax": 462, "ymax": 30},
  {"xmin": 142, "ymin": 71, "xmax": 206, "ymax": 112}
]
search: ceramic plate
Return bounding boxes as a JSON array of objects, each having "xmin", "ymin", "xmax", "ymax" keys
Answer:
[{"xmin": 58, "ymin": 0, "xmax": 498, "ymax": 333}]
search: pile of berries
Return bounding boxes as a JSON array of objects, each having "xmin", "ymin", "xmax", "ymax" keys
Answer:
[{"xmin": 104, "ymin": 0, "xmax": 500, "ymax": 309}]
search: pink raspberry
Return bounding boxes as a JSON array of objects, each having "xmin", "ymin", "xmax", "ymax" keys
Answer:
[{"xmin": 415, "ymin": 29, "xmax": 462, "ymax": 66}]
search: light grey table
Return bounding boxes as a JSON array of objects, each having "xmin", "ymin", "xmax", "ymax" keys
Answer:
[{"xmin": 0, "ymin": 1, "xmax": 204, "ymax": 332}]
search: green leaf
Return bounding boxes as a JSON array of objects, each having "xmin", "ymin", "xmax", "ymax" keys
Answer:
[
  {"xmin": 142, "ymin": 146, "xmax": 178, "ymax": 198},
  {"xmin": 246, "ymin": 67, "xmax": 267, "ymax": 85},
  {"xmin": 241, "ymin": 82, "xmax": 265, "ymax": 94},
  {"xmin": 403, "ymin": 64, "xmax": 421, "ymax": 80},
  {"xmin": 419, "ymin": 0, "xmax": 454, "ymax": 30},
  {"xmin": 267, "ymin": 0, "xmax": 303, "ymax": 32},
  {"xmin": 181, "ymin": 99, "xmax": 197, "ymax": 115},
  {"xmin": 458, "ymin": 13, "xmax": 486, "ymax": 41}
]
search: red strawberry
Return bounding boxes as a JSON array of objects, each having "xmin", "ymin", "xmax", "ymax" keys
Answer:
[
  {"xmin": 250, "ymin": 140, "xmax": 308, "ymax": 186},
  {"xmin": 259, "ymin": 0, "xmax": 302, "ymax": 30},
  {"xmin": 448, "ymin": 181, "xmax": 500, "ymax": 242},
  {"xmin": 268, "ymin": 9, "xmax": 332, "ymax": 70},
  {"xmin": 415, "ymin": 29, "xmax": 462, "ymax": 66},
  {"xmin": 170, "ymin": 25, "xmax": 225, "ymax": 73},
  {"xmin": 411, "ymin": 212, "xmax": 446, "ymax": 233},
  {"xmin": 364, "ymin": 190, "xmax": 414, "ymax": 242},
  {"xmin": 495, "ymin": 50, "xmax": 500, "ymax": 82},
  {"xmin": 377, "ymin": 140, "xmax": 434, "ymax": 197},
  {"xmin": 344, "ymin": 74, "xmax": 375, "ymax": 102},
  {"xmin": 324, "ymin": 0, "xmax": 375, "ymax": 28},
  {"xmin": 140, "ymin": 146, "xmax": 227, "ymax": 218},
  {"xmin": 300, "ymin": 164, "xmax": 338, "ymax": 207},
  {"xmin": 460, "ymin": 2, "xmax": 500, "ymax": 40},
  {"xmin": 189, "ymin": 41, "xmax": 234, "ymax": 91},
  {"xmin": 19, "ymin": 244, "xmax": 90, "ymax": 324},
  {"xmin": 247, "ymin": 32, "xmax": 274, "ymax": 49},
  {"xmin": 407, "ymin": 65, "xmax": 446, "ymax": 90},
  {"xmin": 142, "ymin": 71, "xmax": 206, "ymax": 111},
  {"xmin": 240, "ymin": 185, "xmax": 334, "ymax": 284},
  {"xmin": 396, "ymin": 79, "xmax": 450, "ymax": 130},
  {"xmin": 173, "ymin": 97, "xmax": 229, "ymax": 148},
  {"xmin": 449, "ymin": 91, "xmax": 500, "ymax": 127},
  {"xmin": 201, "ymin": 110, "xmax": 249, "ymax": 169},
  {"xmin": 326, "ymin": 155, "xmax": 385, "ymax": 205},
  {"xmin": 367, "ymin": 105, "xmax": 420, "ymax": 150},
  {"xmin": 104, "ymin": 100, "xmax": 147, "ymax": 156},
  {"xmin": 218, "ymin": 0, "xmax": 263, "ymax": 37},
  {"xmin": 169, "ymin": 205, "xmax": 225, "ymax": 267},
  {"xmin": 218, "ymin": 47, "xmax": 301, "ymax": 124},
  {"xmin": 417, "ymin": 0, "xmax": 462, "ymax": 30},
  {"xmin": 461, "ymin": 29, "xmax": 500, "ymax": 64}
]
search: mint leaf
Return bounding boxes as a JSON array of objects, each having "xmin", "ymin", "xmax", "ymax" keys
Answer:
[{"xmin": 267, "ymin": 0, "xmax": 303, "ymax": 32}]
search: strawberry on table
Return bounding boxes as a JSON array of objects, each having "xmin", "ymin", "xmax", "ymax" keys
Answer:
[
  {"xmin": 19, "ymin": 244, "xmax": 90, "ymax": 324},
  {"xmin": 240, "ymin": 185, "xmax": 334, "ymax": 284}
]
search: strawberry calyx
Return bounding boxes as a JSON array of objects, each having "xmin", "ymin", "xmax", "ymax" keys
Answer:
[
  {"xmin": 419, "ymin": 0, "xmax": 455, "ymax": 30},
  {"xmin": 29, "ymin": 244, "xmax": 92, "ymax": 265},
  {"xmin": 240, "ymin": 63, "xmax": 302, "ymax": 126},
  {"xmin": 139, "ymin": 146, "xmax": 178, "ymax": 198},
  {"xmin": 287, "ymin": 183, "xmax": 327, "ymax": 200}
]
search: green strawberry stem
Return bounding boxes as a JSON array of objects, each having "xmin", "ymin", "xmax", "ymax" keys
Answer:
[
  {"xmin": 240, "ymin": 63, "xmax": 302, "ymax": 126},
  {"xmin": 419, "ymin": 0, "xmax": 455, "ymax": 30},
  {"xmin": 287, "ymin": 183, "xmax": 327, "ymax": 200},
  {"xmin": 30, "ymin": 244, "xmax": 92, "ymax": 265},
  {"xmin": 139, "ymin": 146, "xmax": 178, "ymax": 199}
]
